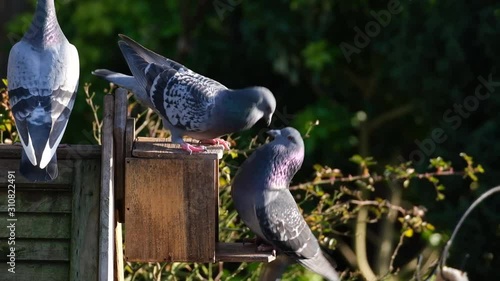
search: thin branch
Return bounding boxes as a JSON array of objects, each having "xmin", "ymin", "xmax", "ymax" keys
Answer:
[
  {"xmin": 349, "ymin": 200, "xmax": 407, "ymax": 216},
  {"xmin": 389, "ymin": 233, "xmax": 406, "ymax": 272},
  {"xmin": 289, "ymin": 170, "xmax": 465, "ymax": 190}
]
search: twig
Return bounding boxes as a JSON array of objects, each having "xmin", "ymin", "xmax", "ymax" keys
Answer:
[
  {"xmin": 83, "ymin": 83, "xmax": 102, "ymax": 144},
  {"xmin": 290, "ymin": 170, "xmax": 465, "ymax": 190},
  {"xmin": 134, "ymin": 108, "xmax": 154, "ymax": 135},
  {"xmin": 389, "ymin": 232, "xmax": 406, "ymax": 272},
  {"xmin": 349, "ymin": 200, "xmax": 407, "ymax": 216}
]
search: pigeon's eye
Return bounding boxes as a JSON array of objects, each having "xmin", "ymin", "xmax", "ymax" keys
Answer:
[{"xmin": 287, "ymin": 135, "xmax": 294, "ymax": 141}]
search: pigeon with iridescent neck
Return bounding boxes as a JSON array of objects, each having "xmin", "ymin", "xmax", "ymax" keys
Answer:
[
  {"xmin": 116, "ymin": 34, "xmax": 276, "ymax": 153},
  {"xmin": 232, "ymin": 127, "xmax": 340, "ymax": 281},
  {"xmin": 7, "ymin": 0, "xmax": 79, "ymax": 182}
]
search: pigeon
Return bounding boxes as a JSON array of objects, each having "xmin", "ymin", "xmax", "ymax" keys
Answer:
[
  {"xmin": 7, "ymin": 0, "xmax": 79, "ymax": 182},
  {"xmin": 91, "ymin": 69, "xmax": 154, "ymax": 109},
  {"xmin": 116, "ymin": 34, "xmax": 276, "ymax": 153},
  {"xmin": 231, "ymin": 127, "xmax": 340, "ymax": 281}
]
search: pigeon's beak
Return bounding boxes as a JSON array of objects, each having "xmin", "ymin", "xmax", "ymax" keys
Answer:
[
  {"xmin": 264, "ymin": 114, "xmax": 273, "ymax": 126},
  {"xmin": 267, "ymin": 129, "xmax": 280, "ymax": 137}
]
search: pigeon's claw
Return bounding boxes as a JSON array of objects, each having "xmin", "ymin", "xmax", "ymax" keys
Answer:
[
  {"xmin": 200, "ymin": 138, "xmax": 231, "ymax": 150},
  {"xmin": 181, "ymin": 143, "xmax": 207, "ymax": 154}
]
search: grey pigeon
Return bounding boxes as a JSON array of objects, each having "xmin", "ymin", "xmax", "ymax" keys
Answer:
[
  {"xmin": 91, "ymin": 69, "xmax": 154, "ymax": 109},
  {"xmin": 232, "ymin": 127, "xmax": 340, "ymax": 281},
  {"xmin": 116, "ymin": 34, "xmax": 276, "ymax": 153},
  {"xmin": 7, "ymin": 0, "xmax": 79, "ymax": 182}
]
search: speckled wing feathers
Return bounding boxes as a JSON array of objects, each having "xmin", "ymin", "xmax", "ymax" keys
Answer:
[
  {"xmin": 118, "ymin": 35, "xmax": 227, "ymax": 133},
  {"xmin": 257, "ymin": 190, "xmax": 320, "ymax": 259}
]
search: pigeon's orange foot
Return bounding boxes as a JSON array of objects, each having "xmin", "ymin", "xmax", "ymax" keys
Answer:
[
  {"xmin": 199, "ymin": 138, "xmax": 231, "ymax": 150},
  {"xmin": 181, "ymin": 143, "xmax": 207, "ymax": 154}
]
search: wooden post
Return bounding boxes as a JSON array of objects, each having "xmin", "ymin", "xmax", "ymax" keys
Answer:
[
  {"xmin": 113, "ymin": 88, "xmax": 127, "ymax": 223},
  {"xmin": 113, "ymin": 89, "xmax": 127, "ymax": 281},
  {"xmin": 99, "ymin": 94, "xmax": 115, "ymax": 281}
]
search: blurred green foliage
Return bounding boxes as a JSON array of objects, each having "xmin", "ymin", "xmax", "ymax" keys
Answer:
[{"xmin": 3, "ymin": 0, "xmax": 500, "ymax": 280}]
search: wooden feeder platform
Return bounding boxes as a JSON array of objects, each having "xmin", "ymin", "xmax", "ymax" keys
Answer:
[{"xmin": 111, "ymin": 89, "xmax": 275, "ymax": 264}]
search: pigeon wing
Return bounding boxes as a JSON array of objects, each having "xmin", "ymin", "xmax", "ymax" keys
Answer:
[
  {"xmin": 118, "ymin": 35, "xmax": 227, "ymax": 132},
  {"xmin": 7, "ymin": 40, "xmax": 79, "ymax": 171},
  {"xmin": 257, "ymin": 189, "xmax": 321, "ymax": 259}
]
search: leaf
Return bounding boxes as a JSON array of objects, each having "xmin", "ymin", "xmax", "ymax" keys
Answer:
[
  {"xmin": 403, "ymin": 179, "xmax": 410, "ymax": 188},
  {"xmin": 313, "ymin": 164, "xmax": 323, "ymax": 171},
  {"xmin": 2, "ymin": 79, "xmax": 7, "ymax": 87},
  {"xmin": 349, "ymin": 154, "xmax": 363, "ymax": 164},
  {"xmin": 467, "ymin": 171, "xmax": 478, "ymax": 182},
  {"xmin": 229, "ymin": 150, "xmax": 238, "ymax": 159},
  {"xmin": 403, "ymin": 228, "xmax": 414, "ymax": 237},
  {"xmin": 428, "ymin": 176, "xmax": 439, "ymax": 184},
  {"xmin": 470, "ymin": 181, "xmax": 479, "ymax": 191},
  {"xmin": 476, "ymin": 164, "xmax": 485, "ymax": 173},
  {"xmin": 437, "ymin": 193, "xmax": 446, "ymax": 201},
  {"xmin": 219, "ymin": 177, "xmax": 227, "ymax": 187},
  {"xmin": 425, "ymin": 223, "xmax": 435, "ymax": 231}
]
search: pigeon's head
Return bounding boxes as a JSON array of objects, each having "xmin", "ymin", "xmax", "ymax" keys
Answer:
[
  {"xmin": 265, "ymin": 127, "xmax": 305, "ymax": 183},
  {"xmin": 261, "ymin": 88, "xmax": 276, "ymax": 126},
  {"xmin": 249, "ymin": 86, "xmax": 276, "ymax": 126},
  {"xmin": 267, "ymin": 127, "xmax": 304, "ymax": 149}
]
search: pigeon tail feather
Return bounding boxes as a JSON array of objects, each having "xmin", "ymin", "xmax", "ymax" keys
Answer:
[
  {"xmin": 20, "ymin": 150, "xmax": 58, "ymax": 182},
  {"xmin": 92, "ymin": 69, "xmax": 156, "ymax": 110},
  {"xmin": 117, "ymin": 34, "xmax": 184, "ymax": 91},
  {"xmin": 298, "ymin": 251, "xmax": 340, "ymax": 281}
]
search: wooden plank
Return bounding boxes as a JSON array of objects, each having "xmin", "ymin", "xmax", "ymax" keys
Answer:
[
  {"xmin": 114, "ymin": 88, "xmax": 128, "ymax": 223},
  {"xmin": 0, "ymin": 213, "xmax": 71, "ymax": 239},
  {"xmin": 115, "ymin": 221, "xmax": 124, "ymax": 281},
  {"xmin": 99, "ymin": 94, "xmax": 115, "ymax": 281},
  {"xmin": 0, "ymin": 189, "xmax": 71, "ymax": 213},
  {"xmin": 0, "ymin": 159, "xmax": 74, "ymax": 187},
  {"xmin": 125, "ymin": 157, "xmax": 216, "ymax": 262},
  {"xmin": 122, "ymin": 118, "xmax": 135, "ymax": 222},
  {"xmin": 125, "ymin": 118, "xmax": 135, "ymax": 159},
  {"xmin": 0, "ymin": 144, "xmax": 101, "ymax": 159},
  {"xmin": 0, "ymin": 239, "xmax": 69, "ymax": 261},
  {"xmin": 70, "ymin": 159, "xmax": 101, "ymax": 281},
  {"xmin": 215, "ymin": 243, "xmax": 276, "ymax": 262},
  {"xmin": 132, "ymin": 137, "xmax": 223, "ymax": 160},
  {"xmin": 215, "ymin": 159, "xmax": 220, "ymax": 242},
  {"xmin": 0, "ymin": 262, "xmax": 69, "ymax": 281}
]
